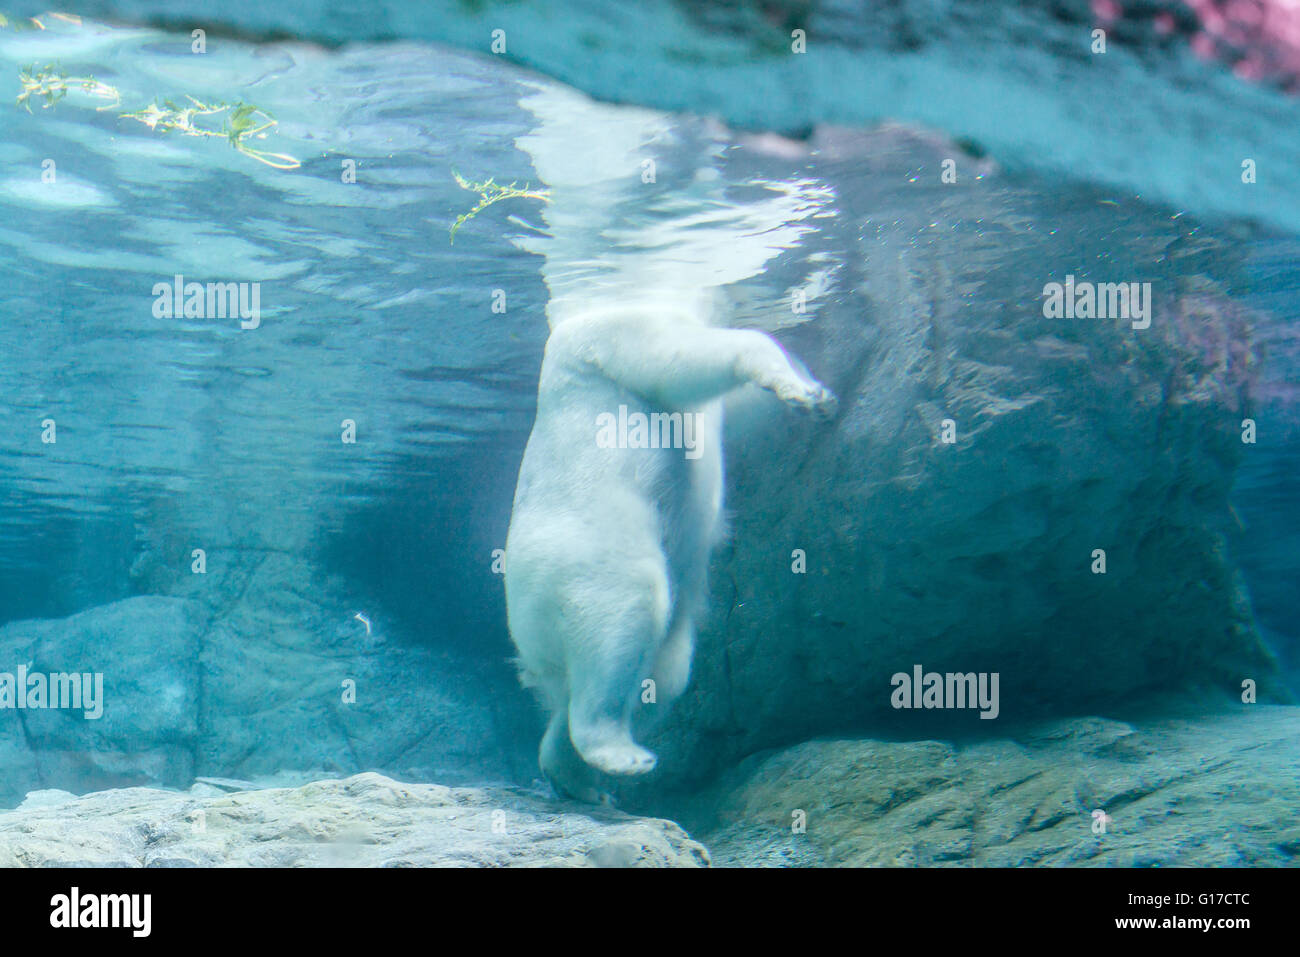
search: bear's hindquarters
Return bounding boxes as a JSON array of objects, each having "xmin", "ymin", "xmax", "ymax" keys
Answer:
[{"xmin": 506, "ymin": 514, "xmax": 673, "ymax": 789}]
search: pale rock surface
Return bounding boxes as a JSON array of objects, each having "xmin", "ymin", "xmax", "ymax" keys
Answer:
[{"xmin": 0, "ymin": 772, "xmax": 708, "ymax": 868}]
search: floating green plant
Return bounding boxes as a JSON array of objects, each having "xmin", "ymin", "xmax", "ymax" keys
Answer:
[
  {"xmin": 122, "ymin": 98, "xmax": 300, "ymax": 169},
  {"xmin": 15, "ymin": 63, "xmax": 300, "ymax": 170},
  {"xmin": 450, "ymin": 170, "xmax": 550, "ymax": 243},
  {"xmin": 17, "ymin": 64, "xmax": 119, "ymax": 111}
]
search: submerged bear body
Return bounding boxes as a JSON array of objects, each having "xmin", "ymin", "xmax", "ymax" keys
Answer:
[{"xmin": 505, "ymin": 301, "xmax": 833, "ymax": 801}]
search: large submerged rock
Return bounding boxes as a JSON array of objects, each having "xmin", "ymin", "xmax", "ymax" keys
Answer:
[
  {"xmin": 0, "ymin": 573, "xmax": 537, "ymax": 808},
  {"xmin": 630, "ymin": 126, "xmax": 1280, "ymax": 792},
  {"xmin": 679, "ymin": 706, "xmax": 1300, "ymax": 867}
]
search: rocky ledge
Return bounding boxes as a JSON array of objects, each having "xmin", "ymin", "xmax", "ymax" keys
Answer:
[
  {"xmin": 5, "ymin": 708, "xmax": 1295, "ymax": 868},
  {"xmin": 0, "ymin": 772, "xmax": 708, "ymax": 868}
]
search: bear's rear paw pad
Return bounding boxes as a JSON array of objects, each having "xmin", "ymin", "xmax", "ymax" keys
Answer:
[{"xmin": 583, "ymin": 743, "xmax": 658, "ymax": 776}]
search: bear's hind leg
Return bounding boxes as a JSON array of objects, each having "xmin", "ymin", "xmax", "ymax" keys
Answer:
[{"xmin": 565, "ymin": 566, "xmax": 668, "ymax": 777}]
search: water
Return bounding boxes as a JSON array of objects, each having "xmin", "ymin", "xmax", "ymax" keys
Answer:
[{"xmin": 0, "ymin": 12, "xmax": 1297, "ymax": 867}]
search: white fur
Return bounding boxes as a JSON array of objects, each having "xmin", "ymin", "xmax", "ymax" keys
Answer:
[{"xmin": 504, "ymin": 301, "xmax": 834, "ymax": 801}]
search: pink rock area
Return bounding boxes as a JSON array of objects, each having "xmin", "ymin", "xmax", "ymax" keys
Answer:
[{"xmin": 1093, "ymin": 0, "xmax": 1300, "ymax": 91}]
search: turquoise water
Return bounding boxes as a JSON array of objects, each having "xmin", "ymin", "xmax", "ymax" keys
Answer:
[{"xmin": 0, "ymin": 11, "xmax": 1295, "ymax": 858}]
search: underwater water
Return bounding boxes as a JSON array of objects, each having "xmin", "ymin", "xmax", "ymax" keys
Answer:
[{"xmin": 0, "ymin": 4, "xmax": 1297, "ymax": 869}]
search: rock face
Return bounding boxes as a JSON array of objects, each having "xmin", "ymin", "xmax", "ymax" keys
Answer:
[
  {"xmin": 681, "ymin": 706, "xmax": 1300, "ymax": 867},
  {"xmin": 0, "ymin": 772, "xmax": 708, "ymax": 867},
  {"xmin": 0, "ymin": 583, "xmax": 539, "ymax": 808},
  {"xmin": 0, "ymin": 597, "xmax": 200, "ymax": 804},
  {"xmin": 626, "ymin": 127, "xmax": 1279, "ymax": 793}
]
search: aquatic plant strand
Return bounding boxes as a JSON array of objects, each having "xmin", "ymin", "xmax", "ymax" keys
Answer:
[
  {"xmin": 17, "ymin": 64, "xmax": 119, "ymax": 111},
  {"xmin": 450, "ymin": 170, "xmax": 550, "ymax": 243},
  {"xmin": 122, "ymin": 98, "xmax": 301, "ymax": 170},
  {"xmin": 15, "ymin": 64, "xmax": 300, "ymax": 169}
]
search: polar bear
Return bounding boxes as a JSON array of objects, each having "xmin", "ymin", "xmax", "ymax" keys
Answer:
[{"xmin": 504, "ymin": 300, "xmax": 835, "ymax": 801}]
